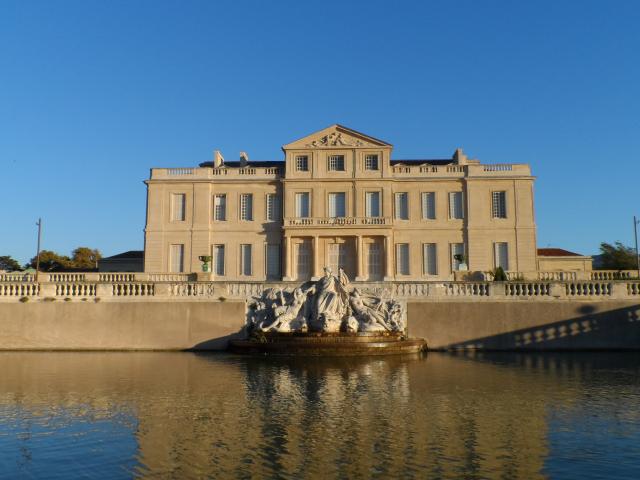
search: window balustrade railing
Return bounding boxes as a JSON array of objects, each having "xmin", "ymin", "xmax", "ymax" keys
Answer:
[{"xmin": 285, "ymin": 217, "xmax": 392, "ymax": 227}]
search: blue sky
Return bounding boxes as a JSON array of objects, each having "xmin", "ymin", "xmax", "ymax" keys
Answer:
[{"xmin": 1, "ymin": 0, "xmax": 639, "ymax": 264}]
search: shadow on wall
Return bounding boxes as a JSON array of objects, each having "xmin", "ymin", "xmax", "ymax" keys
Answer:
[
  {"xmin": 448, "ymin": 304, "xmax": 640, "ymax": 350},
  {"xmin": 189, "ymin": 331, "xmax": 246, "ymax": 351}
]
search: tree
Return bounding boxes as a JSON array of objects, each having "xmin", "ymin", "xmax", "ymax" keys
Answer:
[
  {"xmin": 0, "ymin": 256, "xmax": 22, "ymax": 272},
  {"xmin": 26, "ymin": 250, "xmax": 71, "ymax": 271},
  {"xmin": 70, "ymin": 247, "xmax": 102, "ymax": 269},
  {"xmin": 598, "ymin": 242, "xmax": 638, "ymax": 270}
]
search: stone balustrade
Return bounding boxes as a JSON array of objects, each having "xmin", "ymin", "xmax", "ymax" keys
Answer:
[
  {"xmin": 151, "ymin": 166, "xmax": 283, "ymax": 180},
  {"xmin": 389, "ymin": 163, "xmax": 531, "ymax": 178},
  {"xmin": 3, "ymin": 277, "xmax": 637, "ymax": 302}
]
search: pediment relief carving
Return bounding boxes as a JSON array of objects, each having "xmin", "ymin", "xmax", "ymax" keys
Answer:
[{"xmin": 305, "ymin": 132, "xmax": 376, "ymax": 148}]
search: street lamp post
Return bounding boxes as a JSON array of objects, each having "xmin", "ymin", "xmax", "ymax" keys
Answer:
[
  {"xmin": 635, "ymin": 216, "xmax": 640, "ymax": 279},
  {"xmin": 35, "ymin": 218, "xmax": 42, "ymax": 281}
]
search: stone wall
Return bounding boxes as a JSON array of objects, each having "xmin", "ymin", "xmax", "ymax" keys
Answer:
[
  {"xmin": 1, "ymin": 297, "xmax": 639, "ymax": 350},
  {"xmin": 408, "ymin": 300, "xmax": 640, "ymax": 350},
  {"xmin": 0, "ymin": 301, "xmax": 244, "ymax": 350}
]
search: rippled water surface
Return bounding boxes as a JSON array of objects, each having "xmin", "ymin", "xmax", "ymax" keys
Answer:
[{"xmin": 1, "ymin": 352, "xmax": 639, "ymax": 479}]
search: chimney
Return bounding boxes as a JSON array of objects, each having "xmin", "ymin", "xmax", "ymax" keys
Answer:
[
  {"xmin": 239, "ymin": 151, "xmax": 249, "ymax": 167},
  {"xmin": 453, "ymin": 148, "xmax": 468, "ymax": 165},
  {"xmin": 214, "ymin": 150, "xmax": 225, "ymax": 168}
]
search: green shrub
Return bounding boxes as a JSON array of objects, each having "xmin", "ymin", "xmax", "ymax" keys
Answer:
[
  {"xmin": 19, "ymin": 296, "xmax": 29, "ymax": 303},
  {"xmin": 94, "ymin": 297, "xmax": 101, "ymax": 303},
  {"xmin": 43, "ymin": 297, "xmax": 56, "ymax": 302},
  {"xmin": 493, "ymin": 266, "xmax": 508, "ymax": 282},
  {"xmin": 218, "ymin": 296, "xmax": 227, "ymax": 302},
  {"xmin": 64, "ymin": 297, "xmax": 72, "ymax": 302}
]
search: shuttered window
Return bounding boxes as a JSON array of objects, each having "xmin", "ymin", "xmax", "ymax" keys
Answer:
[
  {"xmin": 296, "ymin": 241, "xmax": 311, "ymax": 280},
  {"xmin": 396, "ymin": 243, "xmax": 409, "ymax": 275},
  {"xmin": 451, "ymin": 243, "xmax": 465, "ymax": 270},
  {"xmin": 395, "ymin": 193, "xmax": 409, "ymax": 220},
  {"xmin": 266, "ymin": 194, "xmax": 280, "ymax": 221},
  {"xmin": 213, "ymin": 245, "xmax": 225, "ymax": 276},
  {"xmin": 367, "ymin": 242, "xmax": 382, "ymax": 278},
  {"xmin": 492, "ymin": 191, "xmax": 507, "ymax": 218},
  {"xmin": 421, "ymin": 192, "xmax": 436, "ymax": 220},
  {"xmin": 494, "ymin": 242, "xmax": 509, "ymax": 270},
  {"xmin": 266, "ymin": 244, "xmax": 280, "ymax": 279},
  {"xmin": 423, "ymin": 243, "xmax": 437, "ymax": 275},
  {"xmin": 240, "ymin": 244, "xmax": 252, "ymax": 276},
  {"xmin": 171, "ymin": 193, "xmax": 186, "ymax": 221},
  {"xmin": 328, "ymin": 192, "xmax": 346, "ymax": 218},
  {"xmin": 365, "ymin": 192, "xmax": 380, "ymax": 218},
  {"xmin": 449, "ymin": 192, "xmax": 464, "ymax": 219},
  {"xmin": 213, "ymin": 194, "xmax": 226, "ymax": 221},
  {"xmin": 240, "ymin": 194, "xmax": 253, "ymax": 221},
  {"xmin": 295, "ymin": 192, "xmax": 310, "ymax": 218},
  {"xmin": 170, "ymin": 244, "xmax": 184, "ymax": 273}
]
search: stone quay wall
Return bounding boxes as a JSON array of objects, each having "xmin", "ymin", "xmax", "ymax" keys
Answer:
[{"xmin": 1, "ymin": 275, "xmax": 639, "ymax": 351}]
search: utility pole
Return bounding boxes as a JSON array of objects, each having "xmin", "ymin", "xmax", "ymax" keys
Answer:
[
  {"xmin": 635, "ymin": 216, "xmax": 640, "ymax": 279},
  {"xmin": 35, "ymin": 218, "xmax": 42, "ymax": 281}
]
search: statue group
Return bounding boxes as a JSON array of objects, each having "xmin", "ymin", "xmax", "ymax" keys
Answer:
[{"xmin": 247, "ymin": 267, "xmax": 406, "ymax": 335}]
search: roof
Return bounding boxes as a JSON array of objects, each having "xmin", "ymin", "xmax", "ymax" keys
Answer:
[
  {"xmin": 102, "ymin": 250, "xmax": 144, "ymax": 260},
  {"xmin": 390, "ymin": 159, "xmax": 453, "ymax": 166},
  {"xmin": 199, "ymin": 160, "xmax": 283, "ymax": 168},
  {"xmin": 537, "ymin": 248, "xmax": 585, "ymax": 257}
]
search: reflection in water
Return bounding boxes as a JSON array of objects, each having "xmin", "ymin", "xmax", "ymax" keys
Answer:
[{"xmin": 0, "ymin": 352, "xmax": 639, "ymax": 479}]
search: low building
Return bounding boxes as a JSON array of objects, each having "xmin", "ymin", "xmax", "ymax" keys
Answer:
[
  {"xmin": 144, "ymin": 125, "xmax": 537, "ymax": 280},
  {"xmin": 537, "ymin": 248, "xmax": 592, "ymax": 272},
  {"xmin": 99, "ymin": 251, "xmax": 144, "ymax": 272}
]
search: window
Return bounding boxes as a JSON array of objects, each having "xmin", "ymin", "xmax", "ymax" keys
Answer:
[
  {"xmin": 365, "ymin": 192, "xmax": 380, "ymax": 218},
  {"xmin": 240, "ymin": 244, "xmax": 252, "ymax": 276},
  {"xmin": 421, "ymin": 192, "xmax": 436, "ymax": 220},
  {"xmin": 423, "ymin": 243, "xmax": 437, "ymax": 275},
  {"xmin": 451, "ymin": 243, "xmax": 465, "ymax": 271},
  {"xmin": 449, "ymin": 192, "xmax": 464, "ymax": 219},
  {"xmin": 328, "ymin": 192, "xmax": 346, "ymax": 218},
  {"xmin": 266, "ymin": 194, "xmax": 280, "ymax": 221},
  {"xmin": 295, "ymin": 192, "xmax": 310, "ymax": 218},
  {"xmin": 296, "ymin": 241, "xmax": 311, "ymax": 280},
  {"xmin": 213, "ymin": 244, "xmax": 225, "ymax": 276},
  {"xmin": 492, "ymin": 191, "xmax": 507, "ymax": 218},
  {"xmin": 364, "ymin": 154, "xmax": 379, "ymax": 170},
  {"xmin": 328, "ymin": 155, "xmax": 345, "ymax": 171},
  {"xmin": 266, "ymin": 244, "xmax": 281, "ymax": 279},
  {"xmin": 213, "ymin": 194, "xmax": 226, "ymax": 221},
  {"xmin": 494, "ymin": 242, "xmax": 509, "ymax": 270},
  {"xmin": 328, "ymin": 243, "xmax": 347, "ymax": 274},
  {"xmin": 170, "ymin": 244, "xmax": 184, "ymax": 272},
  {"xmin": 240, "ymin": 194, "xmax": 253, "ymax": 221},
  {"xmin": 171, "ymin": 193, "xmax": 186, "ymax": 221},
  {"xmin": 367, "ymin": 242, "xmax": 382, "ymax": 279},
  {"xmin": 395, "ymin": 192, "xmax": 409, "ymax": 220},
  {"xmin": 296, "ymin": 155, "xmax": 309, "ymax": 172},
  {"xmin": 396, "ymin": 243, "xmax": 410, "ymax": 275}
]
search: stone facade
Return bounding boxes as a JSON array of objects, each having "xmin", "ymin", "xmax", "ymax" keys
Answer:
[{"xmin": 144, "ymin": 125, "xmax": 537, "ymax": 280}]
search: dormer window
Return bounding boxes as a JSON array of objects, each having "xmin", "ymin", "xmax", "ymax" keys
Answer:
[
  {"xmin": 295, "ymin": 155, "xmax": 309, "ymax": 171},
  {"xmin": 364, "ymin": 154, "xmax": 379, "ymax": 170},
  {"xmin": 328, "ymin": 155, "xmax": 345, "ymax": 171}
]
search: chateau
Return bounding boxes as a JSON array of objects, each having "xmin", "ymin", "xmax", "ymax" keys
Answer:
[{"xmin": 144, "ymin": 125, "xmax": 537, "ymax": 280}]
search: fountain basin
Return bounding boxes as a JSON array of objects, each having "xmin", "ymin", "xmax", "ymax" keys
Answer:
[{"xmin": 229, "ymin": 332, "xmax": 426, "ymax": 356}]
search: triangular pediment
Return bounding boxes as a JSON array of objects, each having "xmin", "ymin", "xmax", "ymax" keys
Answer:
[{"xmin": 283, "ymin": 124, "xmax": 392, "ymax": 150}]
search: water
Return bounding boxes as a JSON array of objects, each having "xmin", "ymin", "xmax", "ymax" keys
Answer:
[{"xmin": 0, "ymin": 352, "xmax": 639, "ymax": 479}]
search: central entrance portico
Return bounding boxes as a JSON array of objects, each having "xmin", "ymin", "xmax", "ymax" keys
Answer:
[{"xmin": 283, "ymin": 230, "xmax": 392, "ymax": 282}]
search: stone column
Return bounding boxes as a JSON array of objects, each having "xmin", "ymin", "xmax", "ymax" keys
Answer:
[
  {"xmin": 283, "ymin": 235, "xmax": 292, "ymax": 281},
  {"xmin": 312, "ymin": 235, "xmax": 320, "ymax": 280},
  {"xmin": 355, "ymin": 235, "xmax": 364, "ymax": 281},
  {"xmin": 384, "ymin": 235, "xmax": 394, "ymax": 281}
]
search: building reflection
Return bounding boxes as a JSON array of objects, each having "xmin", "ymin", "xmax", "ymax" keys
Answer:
[{"xmin": 2, "ymin": 352, "xmax": 636, "ymax": 478}]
